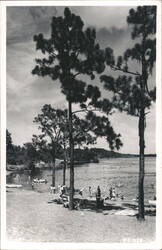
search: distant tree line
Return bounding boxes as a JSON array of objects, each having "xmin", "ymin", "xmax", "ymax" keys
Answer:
[
  {"xmin": 6, "ymin": 129, "xmax": 156, "ymax": 167},
  {"xmin": 6, "ymin": 130, "xmax": 27, "ymax": 165},
  {"xmin": 6, "ymin": 129, "xmax": 59, "ymax": 166},
  {"xmin": 6, "ymin": 129, "xmax": 99, "ymax": 166}
]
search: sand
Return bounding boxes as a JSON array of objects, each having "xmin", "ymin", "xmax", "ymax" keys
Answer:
[{"xmin": 6, "ymin": 188, "xmax": 156, "ymax": 243}]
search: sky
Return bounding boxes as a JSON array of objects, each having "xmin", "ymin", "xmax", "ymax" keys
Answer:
[{"xmin": 6, "ymin": 5, "xmax": 156, "ymax": 154}]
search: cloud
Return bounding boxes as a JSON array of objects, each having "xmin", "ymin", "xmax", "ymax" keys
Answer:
[
  {"xmin": 7, "ymin": 74, "xmax": 66, "ymax": 146},
  {"xmin": 69, "ymin": 6, "xmax": 131, "ymax": 29},
  {"xmin": 29, "ymin": 6, "xmax": 57, "ymax": 21},
  {"xmin": 7, "ymin": 41, "xmax": 36, "ymax": 84},
  {"xmin": 7, "ymin": 6, "xmax": 131, "ymax": 45},
  {"xmin": 7, "ymin": 6, "xmax": 57, "ymax": 45},
  {"xmin": 7, "ymin": 74, "xmax": 66, "ymax": 115}
]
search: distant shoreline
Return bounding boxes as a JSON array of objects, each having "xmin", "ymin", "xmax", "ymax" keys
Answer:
[
  {"xmin": 106, "ymin": 154, "xmax": 157, "ymax": 158},
  {"xmin": 6, "ymin": 147, "xmax": 156, "ymax": 172},
  {"xmin": 88, "ymin": 147, "xmax": 156, "ymax": 159}
]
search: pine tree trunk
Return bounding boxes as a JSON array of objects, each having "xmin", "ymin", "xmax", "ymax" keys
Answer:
[
  {"xmin": 63, "ymin": 142, "xmax": 66, "ymax": 186},
  {"xmin": 52, "ymin": 145, "xmax": 56, "ymax": 190},
  {"xmin": 52, "ymin": 158, "xmax": 56, "ymax": 188},
  {"xmin": 138, "ymin": 107, "xmax": 145, "ymax": 220},
  {"xmin": 68, "ymin": 100, "xmax": 74, "ymax": 210},
  {"xmin": 138, "ymin": 26, "xmax": 147, "ymax": 219},
  {"xmin": 138, "ymin": 17, "xmax": 147, "ymax": 220},
  {"xmin": 63, "ymin": 159, "xmax": 66, "ymax": 185}
]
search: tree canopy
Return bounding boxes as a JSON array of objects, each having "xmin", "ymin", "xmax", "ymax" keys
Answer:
[
  {"xmin": 32, "ymin": 7, "xmax": 106, "ymax": 105},
  {"xmin": 100, "ymin": 5, "xmax": 156, "ymax": 220},
  {"xmin": 33, "ymin": 104, "xmax": 122, "ymax": 151},
  {"xmin": 101, "ymin": 6, "xmax": 156, "ymax": 116}
]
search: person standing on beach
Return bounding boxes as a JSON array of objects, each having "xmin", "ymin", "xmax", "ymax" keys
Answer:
[
  {"xmin": 89, "ymin": 186, "xmax": 92, "ymax": 198},
  {"xmin": 112, "ymin": 188, "xmax": 116, "ymax": 198},
  {"xmin": 109, "ymin": 187, "xmax": 112, "ymax": 199},
  {"xmin": 96, "ymin": 186, "xmax": 101, "ymax": 209}
]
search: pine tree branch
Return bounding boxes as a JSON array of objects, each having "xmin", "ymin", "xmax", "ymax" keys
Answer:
[
  {"xmin": 144, "ymin": 111, "xmax": 150, "ymax": 116},
  {"xmin": 72, "ymin": 108, "xmax": 87, "ymax": 115},
  {"xmin": 50, "ymin": 51, "xmax": 57, "ymax": 57},
  {"xmin": 110, "ymin": 65, "xmax": 141, "ymax": 76},
  {"xmin": 73, "ymin": 72, "xmax": 81, "ymax": 78},
  {"xmin": 72, "ymin": 107, "xmax": 100, "ymax": 115},
  {"xmin": 145, "ymin": 82, "xmax": 151, "ymax": 97},
  {"xmin": 75, "ymin": 51, "xmax": 80, "ymax": 58},
  {"xmin": 74, "ymin": 127, "xmax": 92, "ymax": 140}
]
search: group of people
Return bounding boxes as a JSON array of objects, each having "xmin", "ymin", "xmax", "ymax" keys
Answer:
[
  {"xmin": 49, "ymin": 183, "xmax": 124, "ymax": 209},
  {"xmin": 93, "ymin": 185, "xmax": 125, "ymax": 202}
]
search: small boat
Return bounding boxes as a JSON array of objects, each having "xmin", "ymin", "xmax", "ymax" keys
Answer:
[
  {"xmin": 33, "ymin": 178, "xmax": 47, "ymax": 184},
  {"xmin": 6, "ymin": 184, "xmax": 22, "ymax": 188},
  {"xmin": 6, "ymin": 166, "xmax": 17, "ymax": 171},
  {"xmin": 148, "ymin": 200, "xmax": 156, "ymax": 206}
]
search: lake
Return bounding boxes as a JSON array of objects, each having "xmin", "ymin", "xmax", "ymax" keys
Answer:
[{"xmin": 7, "ymin": 157, "xmax": 156, "ymax": 201}]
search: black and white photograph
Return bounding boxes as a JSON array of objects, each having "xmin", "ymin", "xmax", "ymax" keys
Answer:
[{"xmin": 0, "ymin": 0, "xmax": 162, "ymax": 249}]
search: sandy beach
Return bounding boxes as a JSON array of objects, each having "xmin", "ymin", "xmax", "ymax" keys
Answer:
[{"xmin": 7, "ymin": 188, "xmax": 156, "ymax": 243}]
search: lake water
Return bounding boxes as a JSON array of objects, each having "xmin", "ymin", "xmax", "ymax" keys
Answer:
[{"xmin": 7, "ymin": 157, "xmax": 156, "ymax": 201}]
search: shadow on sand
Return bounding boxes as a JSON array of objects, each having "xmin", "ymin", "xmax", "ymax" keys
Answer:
[{"xmin": 48, "ymin": 197, "xmax": 156, "ymax": 217}]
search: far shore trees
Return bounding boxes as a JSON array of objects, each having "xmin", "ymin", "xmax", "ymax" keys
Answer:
[
  {"xmin": 6, "ymin": 130, "xmax": 28, "ymax": 165},
  {"xmin": 23, "ymin": 142, "xmax": 38, "ymax": 176},
  {"xmin": 33, "ymin": 105, "xmax": 68, "ymax": 188},
  {"xmin": 6, "ymin": 130, "xmax": 16, "ymax": 165},
  {"xmin": 33, "ymin": 104, "xmax": 122, "ymax": 187},
  {"xmin": 33, "ymin": 105, "xmax": 98, "ymax": 187},
  {"xmin": 100, "ymin": 6, "xmax": 156, "ymax": 220},
  {"xmin": 32, "ymin": 8, "xmax": 122, "ymax": 209}
]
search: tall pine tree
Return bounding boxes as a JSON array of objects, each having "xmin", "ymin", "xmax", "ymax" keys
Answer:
[
  {"xmin": 32, "ymin": 7, "xmax": 122, "ymax": 209},
  {"xmin": 100, "ymin": 6, "xmax": 156, "ymax": 220}
]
